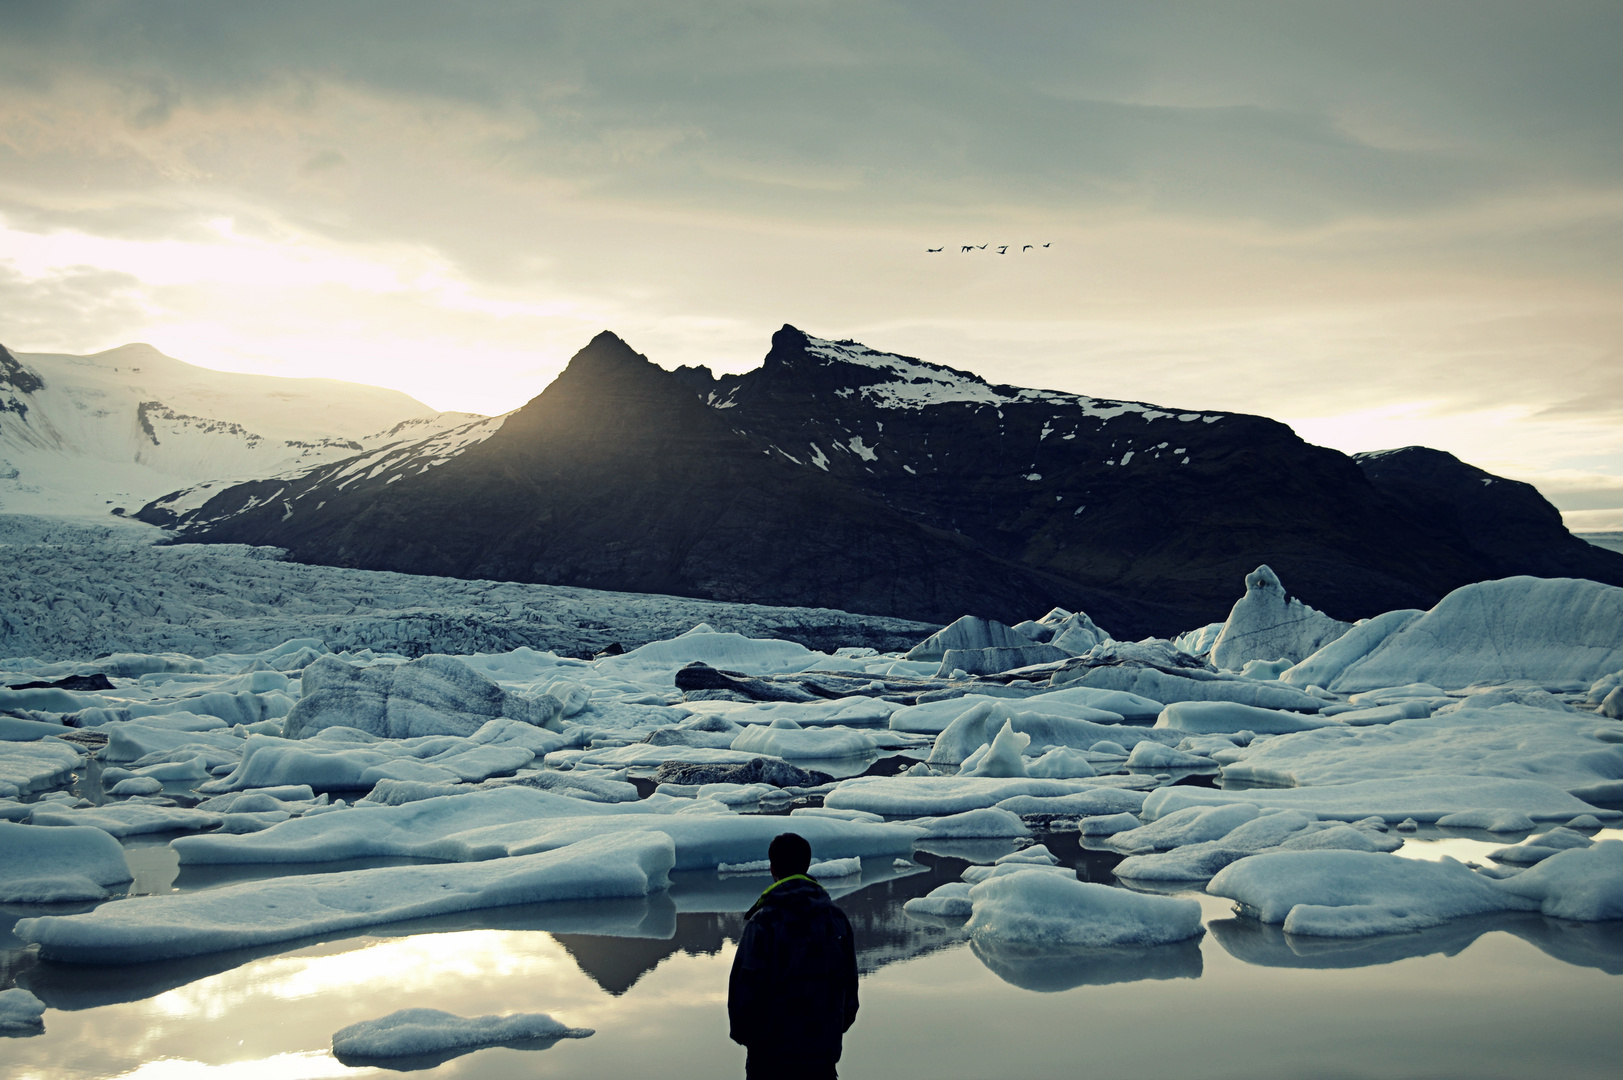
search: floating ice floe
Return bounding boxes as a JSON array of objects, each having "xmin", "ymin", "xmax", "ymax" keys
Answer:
[
  {"xmin": 824, "ymin": 776, "xmax": 1103, "ymax": 816},
  {"xmin": 331, "ymin": 1008, "xmax": 593, "ymax": 1065},
  {"xmin": 0, "ymin": 821, "xmax": 132, "ymax": 902},
  {"xmin": 904, "ymin": 616, "xmax": 1033, "ymax": 662},
  {"xmin": 1489, "ymin": 827, "xmax": 1594, "ymax": 864},
  {"xmin": 14, "ymin": 831, "xmax": 676, "ymax": 963},
  {"xmin": 1139, "ymin": 775, "xmax": 1616, "ymax": 824},
  {"xmin": 731, "ymin": 721, "xmax": 879, "ymax": 759},
  {"xmin": 1156, "ymin": 700, "xmax": 1337, "ymax": 736},
  {"xmin": 1212, "ymin": 705, "xmax": 1623, "ymax": 797},
  {"xmin": 0, "ymin": 987, "xmax": 46, "ymax": 1033},
  {"xmin": 1054, "ymin": 655, "xmax": 1326, "ymax": 711},
  {"xmin": 29, "ymin": 803, "xmax": 224, "ymax": 838},
  {"xmin": 286, "ymin": 654, "xmax": 562, "ymax": 739},
  {"xmin": 926, "ymin": 700, "xmax": 1169, "ymax": 765},
  {"xmin": 199, "ymin": 719, "xmax": 567, "ymax": 793},
  {"xmin": 903, "ymin": 882, "xmax": 974, "ymax": 919},
  {"xmin": 171, "ymin": 786, "xmax": 923, "ymax": 870},
  {"xmin": 0, "ymin": 741, "xmax": 81, "ymax": 798},
  {"xmin": 1113, "ymin": 811, "xmax": 1401, "ymax": 881},
  {"xmin": 1488, "ymin": 840, "xmax": 1623, "ymax": 920},
  {"xmin": 966, "ymin": 867, "xmax": 1204, "ymax": 947},
  {"xmin": 1328, "ymin": 576, "xmax": 1623, "ymax": 693},
  {"xmin": 908, "ymin": 807, "xmax": 1030, "ymax": 838},
  {"xmin": 1207, "ymin": 850, "xmax": 1532, "ymax": 937}
]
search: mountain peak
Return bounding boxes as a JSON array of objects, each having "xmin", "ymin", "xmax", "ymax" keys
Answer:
[{"xmin": 0, "ymin": 343, "xmax": 45, "ymax": 394}]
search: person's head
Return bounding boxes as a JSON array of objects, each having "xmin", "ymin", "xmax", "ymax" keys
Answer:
[{"xmin": 768, "ymin": 832, "xmax": 812, "ymax": 880}]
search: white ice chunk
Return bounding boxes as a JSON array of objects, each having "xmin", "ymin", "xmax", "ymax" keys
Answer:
[
  {"xmin": 1214, "ymin": 705, "xmax": 1623, "ymax": 794},
  {"xmin": 825, "ymin": 776, "xmax": 1101, "ymax": 816},
  {"xmin": 0, "ymin": 740, "xmax": 82, "ymax": 798},
  {"xmin": 1111, "ymin": 803, "xmax": 1263, "ymax": 854},
  {"xmin": 967, "ymin": 867, "xmax": 1203, "ymax": 946},
  {"xmin": 809, "ymin": 856, "xmax": 863, "ymax": 878},
  {"xmin": 170, "ymin": 786, "xmax": 922, "ymax": 870},
  {"xmin": 1157, "ymin": 700, "xmax": 1336, "ymax": 736},
  {"xmin": 959, "ymin": 720, "xmax": 1031, "ymax": 777},
  {"xmin": 15, "ymin": 831, "xmax": 676, "ymax": 963},
  {"xmin": 1433, "ymin": 809, "xmax": 1538, "ymax": 833},
  {"xmin": 1124, "ymin": 742, "xmax": 1212, "ymax": 769},
  {"xmin": 911, "ymin": 807, "xmax": 1030, "ymax": 838},
  {"xmin": 597, "ymin": 631, "xmax": 823, "ymax": 677},
  {"xmin": 1209, "ymin": 566, "xmax": 1351, "ymax": 671},
  {"xmin": 1207, "ymin": 850, "xmax": 1532, "ymax": 936},
  {"xmin": 927, "ymin": 700, "xmax": 1155, "ymax": 765},
  {"xmin": 29, "ymin": 803, "xmax": 223, "ymax": 838},
  {"xmin": 1488, "ymin": 826, "xmax": 1594, "ymax": 865},
  {"xmin": 286, "ymin": 654, "xmax": 561, "ymax": 739},
  {"xmin": 1140, "ymin": 775, "xmax": 1614, "ymax": 824},
  {"xmin": 903, "ymin": 882, "xmax": 973, "ymax": 918},
  {"xmin": 1024, "ymin": 746, "xmax": 1098, "ymax": 779},
  {"xmin": 1280, "ymin": 609, "xmax": 1424, "ymax": 687},
  {"xmin": 0, "ymin": 987, "xmax": 46, "ymax": 1032},
  {"xmin": 731, "ymin": 724, "xmax": 879, "ymax": 760},
  {"xmin": 1488, "ymin": 839, "xmax": 1623, "ymax": 920},
  {"xmin": 1331, "ymin": 577, "xmax": 1623, "ymax": 693},
  {"xmin": 0, "ymin": 821, "xmax": 132, "ymax": 902}
]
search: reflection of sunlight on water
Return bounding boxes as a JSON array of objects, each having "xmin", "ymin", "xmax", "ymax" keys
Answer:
[
  {"xmin": 147, "ymin": 931, "xmax": 570, "ymax": 1023},
  {"xmin": 1391, "ymin": 836, "xmax": 1506, "ymax": 863},
  {"xmin": 1394, "ymin": 827, "xmax": 1623, "ymax": 865},
  {"xmin": 102, "ymin": 1051, "xmax": 360, "ymax": 1080}
]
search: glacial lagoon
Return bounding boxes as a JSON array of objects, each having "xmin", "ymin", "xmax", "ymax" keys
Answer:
[{"xmin": 6, "ymin": 825, "xmax": 1621, "ymax": 1080}]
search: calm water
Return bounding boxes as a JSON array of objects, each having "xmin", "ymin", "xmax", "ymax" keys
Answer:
[{"xmin": 5, "ymin": 829, "xmax": 1622, "ymax": 1080}]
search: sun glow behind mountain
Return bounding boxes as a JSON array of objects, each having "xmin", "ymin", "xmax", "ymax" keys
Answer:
[{"xmin": 1, "ymin": 2, "xmax": 1620, "ymax": 526}]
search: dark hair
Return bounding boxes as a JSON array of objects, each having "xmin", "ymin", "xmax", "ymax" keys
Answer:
[{"xmin": 768, "ymin": 832, "xmax": 812, "ymax": 876}]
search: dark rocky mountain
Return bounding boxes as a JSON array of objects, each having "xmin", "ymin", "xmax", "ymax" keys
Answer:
[{"xmin": 137, "ymin": 327, "xmax": 1623, "ymax": 637}]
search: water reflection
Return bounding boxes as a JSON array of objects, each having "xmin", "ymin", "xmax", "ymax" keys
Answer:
[
  {"xmin": 969, "ymin": 936, "xmax": 1204, "ymax": 992},
  {"xmin": 4, "ymin": 825, "xmax": 1623, "ymax": 1080},
  {"xmin": 1210, "ymin": 911, "xmax": 1623, "ymax": 974},
  {"xmin": 333, "ymin": 1032, "xmax": 585, "ymax": 1073}
]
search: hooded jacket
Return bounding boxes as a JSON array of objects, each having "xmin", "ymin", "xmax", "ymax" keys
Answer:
[{"xmin": 728, "ymin": 874, "xmax": 860, "ymax": 1061}]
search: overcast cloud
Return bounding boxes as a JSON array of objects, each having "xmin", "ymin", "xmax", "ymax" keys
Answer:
[{"xmin": 2, "ymin": 1, "xmax": 1620, "ymax": 523}]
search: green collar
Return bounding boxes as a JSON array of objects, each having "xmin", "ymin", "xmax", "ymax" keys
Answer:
[{"xmin": 746, "ymin": 873, "xmax": 819, "ymax": 918}]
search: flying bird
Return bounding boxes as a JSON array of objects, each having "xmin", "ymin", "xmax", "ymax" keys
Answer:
[
  {"xmin": 1022, "ymin": 245, "xmax": 1033, "ymax": 251},
  {"xmin": 997, "ymin": 245, "xmax": 1008, "ymax": 254},
  {"xmin": 975, "ymin": 244, "xmax": 988, "ymax": 250},
  {"xmin": 961, "ymin": 245, "xmax": 974, "ymax": 252},
  {"xmin": 1043, "ymin": 243, "xmax": 1051, "ymax": 248},
  {"xmin": 927, "ymin": 247, "xmax": 943, "ymax": 252}
]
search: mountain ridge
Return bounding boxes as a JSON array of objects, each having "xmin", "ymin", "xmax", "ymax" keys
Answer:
[
  {"xmin": 0, "ymin": 341, "xmax": 483, "ymax": 518},
  {"xmin": 133, "ymin": 327, "xmax": 1623, "ymax": 635}
]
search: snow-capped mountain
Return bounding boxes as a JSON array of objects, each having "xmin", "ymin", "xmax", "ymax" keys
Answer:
[
  {"xmin": 0, "ymin": 342, "xmax": 488, "ymax": 517},
  {"xmin": 136, "ymin": 326, "xmax": 1623, "ymax": 635}
]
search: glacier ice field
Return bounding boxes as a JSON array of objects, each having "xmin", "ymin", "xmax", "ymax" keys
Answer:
[{"xmin": 3, "ymin": 512, "xmax": 1623, "ymax": 1078}]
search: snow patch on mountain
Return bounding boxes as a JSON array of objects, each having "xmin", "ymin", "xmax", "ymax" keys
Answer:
[
  {"xmin": 0, "ymin": 342, "xmax": 482, "ymax": 518},
  {"xmin": 798, "ymin": 335, "xmax": 1211, "ymax": 422}
]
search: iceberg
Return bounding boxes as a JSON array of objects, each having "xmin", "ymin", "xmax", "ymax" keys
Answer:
[
  {"xmin": 1330, "ymin": 577, "xmax": 1623, "ymax": 693},
  {"xmin": 0, "ymin": 821, "xmax": 133, "ymax": 902},
  {"xmin": 1207, "ymin": 849, "xmax": 1534, "ymax": 937},
  {"xmin": 966, "ymin": 867, "xmax": 1204, "ymax": 947},
  {"xmin": 1208, "ymin": 566, "xmax": 1351, "ymax": 671},
  {"xmin": 14, "ymin": 831, "xmax": 677, "ymax": 963}
]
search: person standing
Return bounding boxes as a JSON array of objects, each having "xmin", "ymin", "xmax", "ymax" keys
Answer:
[{"xmin": 728, "ymin": 832, "xmax": 860, "ymax": 1079}]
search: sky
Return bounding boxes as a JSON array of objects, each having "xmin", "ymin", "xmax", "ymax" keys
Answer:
[{"xmin": 2, "ymin": 1, "xmax": 1620, "ymax": 528}]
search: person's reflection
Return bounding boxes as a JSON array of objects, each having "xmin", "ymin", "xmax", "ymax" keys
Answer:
[{"xmin": 728, "ymin": 834, "xmax": 860, "ymax": 1079}]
